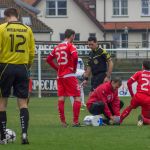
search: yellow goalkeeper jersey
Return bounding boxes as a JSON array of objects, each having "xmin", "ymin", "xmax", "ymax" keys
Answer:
[{"xmin": 0, "ymin": 22, "xmax": 35, "ymax": 64}]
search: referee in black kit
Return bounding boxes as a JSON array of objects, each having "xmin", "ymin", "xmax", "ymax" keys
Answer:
[{"xmin": 83, "ymin": 36, "xmax": 113, "ymax": 92}]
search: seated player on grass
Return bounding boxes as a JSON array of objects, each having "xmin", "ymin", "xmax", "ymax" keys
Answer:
[
  {"xmin": 120, "ymin": 60, "xmax": 150, "ymax": 126},
  {"xmin": 86, "ymin": 77, "xmax": 124, "ymax": 125}
]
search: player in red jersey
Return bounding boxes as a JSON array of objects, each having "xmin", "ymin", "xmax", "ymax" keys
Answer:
[
  {"xmin": 46, "ymin": 29, "xmax": 81, "ymax": 127},
  {"xmin": 86, "ymin": 77, "xmax": 123, "ymax": 125},
  {"xmin": 120, "ymin": 60, "xmax": 150, "ymax": 126}
]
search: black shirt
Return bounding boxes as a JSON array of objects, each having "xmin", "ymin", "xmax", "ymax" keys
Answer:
[{"xmin": 87, "ymin": 47, "xmax": 111, "ymax": 76}]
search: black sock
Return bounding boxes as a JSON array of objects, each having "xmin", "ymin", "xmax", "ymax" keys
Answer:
[
  {"xmin": 0, "ymin": 111, "xmax": 7, "ymax": 140},
  {"xmin": 20, "ymin": 108, "xmax": 29, "ymax": 134}
]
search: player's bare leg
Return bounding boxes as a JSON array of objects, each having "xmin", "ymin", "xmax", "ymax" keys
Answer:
[
  {"xmin": 17, "ymin": 98, "xmax": 29, "ymax": 144},
  {"xmin": 0, "ymin": 98, "xmax": 8, "ymax": 144}
]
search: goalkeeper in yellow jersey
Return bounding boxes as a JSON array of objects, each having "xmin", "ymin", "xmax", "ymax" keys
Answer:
[{"xmin": 0, "ymin": 8, "xmax": 35, "ymax": 144}]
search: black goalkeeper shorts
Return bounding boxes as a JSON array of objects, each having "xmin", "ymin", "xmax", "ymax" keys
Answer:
[{"xmin": 0, "ymin": 63, "xmax": 29, "ymax": 98}]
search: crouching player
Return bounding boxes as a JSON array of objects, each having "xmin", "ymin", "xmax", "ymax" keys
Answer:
[
  {"xmin": 86, "ymin": 77, "xmax": 124, "ymax": 125},
  {"xmin": 70, "ymin": 58, "xmax": 86, "ymax": 107},
  {"xmin": 120, "ymin": 60, "xmax": 150, "ymax": 126}
]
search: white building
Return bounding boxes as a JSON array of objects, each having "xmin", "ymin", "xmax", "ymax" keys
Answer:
[
  {"xmin": 22, "ymin": 0, "xmax": 104, "ymax": 42},
  {"xmin": 22, "ymin": 0, "xmax": 150, "ymax": 48}
]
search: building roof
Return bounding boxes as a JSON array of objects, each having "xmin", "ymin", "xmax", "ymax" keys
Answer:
[
  {"xmin": 101, "ymin": 22, "xmax": 150, "ymax": 32},
  {"xmin": 21, "ymin": 0, "xmax": 150, "ymax": 32},
  {"xmin": 21, "ymin": 0, "xmax": 41, "ymax": 6},
  {"xmin": 0, "ymin": 0, "xmax": 52, "ymax": 33},
  {"xmin": 73, "ymin": 0, "xmax": 104, "ymax": 31}
]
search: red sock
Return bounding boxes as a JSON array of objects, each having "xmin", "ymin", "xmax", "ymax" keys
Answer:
[
  {"xmin": 73, "ymin": 101, "xmax": 81, "ymax": 124},
  {"xmin": 120, "ymin": 106, "xmax": 132, "ymax": 123},
  {"xmin": 58, "ymin": 101, "xmax": 66, "ymax": 123},
  {"xmin": 142, "ymin": 116, "xmax": 150, "ymax": 124}
]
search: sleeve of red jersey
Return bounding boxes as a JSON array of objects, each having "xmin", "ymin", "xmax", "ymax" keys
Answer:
[
  {"xmin": 46, "ymin": 49, "xmax": 58, "ymax": 71},
  {"xmin": 111, "ymin": 92, "xmax": 120, "ymax": 116},
  {"xmin": 97, "ymin": 89, "xmax": 112, "ymax": 118},
  {"xmin": 127, "ymin": 78, "xmax": 135, "ymax": 97},
  {"xmin": 127, "ymin": 72, "xmax": 139, "ymax": 97},
  {"xmin": 69, "ymin": 44, "xmax": 78, "ymax": 72}
]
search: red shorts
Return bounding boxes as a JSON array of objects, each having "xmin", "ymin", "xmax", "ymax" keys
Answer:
[
  {"xmin": 57, "ymin": 76, "xmax": 80, "ymax": 97},
  {"xmin": 131, "ymin": 93, "xmax": 150, "ymax": 118}
]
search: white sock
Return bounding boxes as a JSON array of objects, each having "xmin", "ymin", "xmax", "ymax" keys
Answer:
[{"xmin": 70, "ymin": 96, "xmax": 74, "ymax": 106}]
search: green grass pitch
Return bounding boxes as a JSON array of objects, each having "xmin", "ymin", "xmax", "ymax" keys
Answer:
[{"xmin": 1, "ymin": 97, "xmax": 150, "ymax": 150}]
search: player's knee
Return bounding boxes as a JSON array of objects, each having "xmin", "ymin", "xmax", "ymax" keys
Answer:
[
  {"xmin": 58, "ymin": 96, "xmax": 65, "ymax": 101},
  {"xmin": 17, "ymin": 98, "xmax": 28, "ymax": 109},
  {"xmin": 0, "ymin": 98, "xmax": 7, "ymax": 111},
  {"xmin": 74, "ymin": 96, "xmax": 81, "ymax": 102}
]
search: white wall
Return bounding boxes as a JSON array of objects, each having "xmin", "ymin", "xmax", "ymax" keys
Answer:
[
  {"xmin": 106, "ymin": 32, "xmax": 143, "ymax": 48},
  {"xmin": 36, "ymin": 0, "xmax": 103, "ymax": 41},
  {"xmin": 34, "ymin": 33, "xmax": 50, "ymax": 41},
  {"xmin": 96, "ymin": 0, "xmax": 150, "ymax": 22}
]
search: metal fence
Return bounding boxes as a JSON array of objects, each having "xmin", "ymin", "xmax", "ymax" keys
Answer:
[{"xmin": 31, "ymin": 47, "xmax": 150, "ymax": 97}]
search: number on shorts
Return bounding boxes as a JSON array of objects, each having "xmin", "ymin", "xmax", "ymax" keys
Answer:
[{"xmin": 56, "ymin": 51, "xmax": 68, "ymax": 65}]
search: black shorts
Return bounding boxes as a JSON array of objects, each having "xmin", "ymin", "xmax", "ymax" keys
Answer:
[
  {"xmin": 0, "ymin": 63, "xmax": 29, "ymax": 98},
  {"xmin": 91, "ymin": 72, "xmax": 106, "ymax": 91}
]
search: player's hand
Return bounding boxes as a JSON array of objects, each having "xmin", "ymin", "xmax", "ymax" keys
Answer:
[
  {"xmin": 103, "ymin": 76, "xmax": 110, "ymax": 83},
  {"xmin": 81, "ymin": 80, "xmax": 88, "ymax": 87},
  {"xmin": 110, "ymin": 116, "xmax": 120, "ymax": 125}
]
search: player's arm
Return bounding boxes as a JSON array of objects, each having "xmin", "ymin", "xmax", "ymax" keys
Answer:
[
  {"xmin": 96, "ymin": 89, "xmax": 112, "ymax": 119},
  {"xmin": 46, "ymin": 50, "xmax": 58, "ymax": 71},
  {"xmin": 28, "ymin": 28, "xmax": 35, "ymax": 68},
  {"xmin": 71, "ymin": 51, "xmax": 78, "ymax": 73},
  {"xmin": 111, "ymin": 92, "xmax": 120, "ymax": 117},
  {"xmin": 127, "ymin": 78, "xmax": 135, "ymax": 97},
  {"xmin": 69, "ymin": 44, "xmax": 78, "ymax": 72},
  {"xmin": 81, "ymin": 56, "xmax": 92, "ymax": 86},
  {"xmin": 106, "ymin": 58, "xmax": 113, "ymax": 79},
  {"xmin": 103, "ymin": 50, "xmax": 113, "ymax": 82},
  {"xmin": 127, "ymin": 72, "xmax": 139, "ymax": 97}
]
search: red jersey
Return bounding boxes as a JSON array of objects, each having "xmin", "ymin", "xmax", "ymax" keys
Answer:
[
  {"xmin": 47, "ymin": 41, "xmax": 78, "ymax": 77},
  {"xmin": 86, "ymin": 82, "xmax": 120, "ymax": 118},
  {"xmin": 129, "ymin": 70, "xmax": 150, "ymax": 96}
]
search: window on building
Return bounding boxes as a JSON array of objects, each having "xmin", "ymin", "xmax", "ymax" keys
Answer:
[
  {"xmin": 46, "ymin": 0, "xmax": 67, "ymax": 16},
  {"xmin": 0, "ymin": 8, "xmax": 5, "ymax": 18},
  {"xmin": 112, "ymin": 33, "xmax": 120, "ymax": 48},
  {"xmin": 22, "ymin": 17, "xmax": 32, "ymax": 25},
  {"xmin": 121, "ymin": 33, "xmax": 128, "ymax": 48},
  {"xmin": 74, "ymin": 33, "xmax": 80, "ymax": 41},
  {"xmin": 141, "ymin": 0, "xmax": 150, "ymax": 16},
  {"xmin": 89, "ymin": 33, "xmax": 96, "ymax": 37},
  {"xmin": 142, "ymin": 32, "xmax": 149, "ymax": 47},
  {"xmin": 60, "ymin": 33, "xmax": 65, "ymax": 41},
  {"xmin": 60, "ymin": 33, "xmax": 80, "ymax": 41},
  {"xmin": 113, "ymin": 0, "xmax": 128, "ymax": 16}
]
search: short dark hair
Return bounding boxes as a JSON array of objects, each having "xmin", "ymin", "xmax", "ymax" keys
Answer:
[
  {"xmin": 143, "ymin": 60, "xmax": 150, "ymax": 70},
  {"xmin": 64, "ymin": 29, "xmax": 75, "ymax": 38},
  {"xmin": 111, "ymin": 77, "xmax": 122, "ymax": 86},
  {"xmin": 88, "ymin": 36, "xmax": 97, "ymax": 43},
  {"xmin": 4, "ymin": 8, "xmax": 18, "ymax": 18}
]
